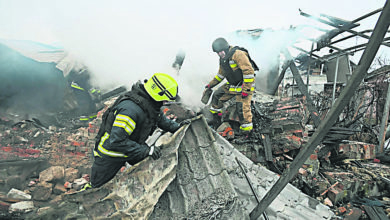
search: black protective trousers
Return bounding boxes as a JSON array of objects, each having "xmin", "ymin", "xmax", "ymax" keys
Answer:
[{"xmin": 90, "ymin": 156, "xmax": 143, "ymax": 188}]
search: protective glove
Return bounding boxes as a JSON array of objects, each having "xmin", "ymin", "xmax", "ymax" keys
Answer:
[
  {"xmin": 179, "ymin": 119, "xmax": 192, "ymax": 127},
  {"xmin": 242, "ymin": 92, "xmax": 248, "ymax": 98},
  {"xmin": 149, "ymin": 145, "xmax": 161, "ymax": 160}
]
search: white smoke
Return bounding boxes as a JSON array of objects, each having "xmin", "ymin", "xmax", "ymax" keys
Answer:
[
  {"xmin": 41, "ymin": 1, "xmax": 232, "ymax": 110},
  {"xmin": 0, "ymin": 0, "xmax": 387, "ymax": 110},
  {"xmin": 222, "ymin": 27, "xmax": 313, "ymax": 93}
]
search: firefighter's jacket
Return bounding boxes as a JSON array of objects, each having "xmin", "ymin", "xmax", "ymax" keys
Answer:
[
  {"xmin": 94, "ymin": 82, "xmax": 181, "ymax": 163},
  {"xmin": 208, "ymin": 46, "xmax": 257, "ymax": 94}
]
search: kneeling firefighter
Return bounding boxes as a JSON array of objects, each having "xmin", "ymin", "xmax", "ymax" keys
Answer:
[{"xmin": 83, "ymin": 73, "xmax": 190, "ymax": 190}]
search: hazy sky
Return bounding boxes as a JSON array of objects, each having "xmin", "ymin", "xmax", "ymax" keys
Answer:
[{"xmin": 0, "ymin": 0, "xmax": 388, "ymax": 108}]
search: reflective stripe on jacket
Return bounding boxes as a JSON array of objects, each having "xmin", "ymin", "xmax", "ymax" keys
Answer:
[
  {"xmin": 208, "ymin": 46, "xmax": 256, "ymax": 93},
  {"xmin": 94, "ymin": 83, "xmax": 181, "ymax": 162}
]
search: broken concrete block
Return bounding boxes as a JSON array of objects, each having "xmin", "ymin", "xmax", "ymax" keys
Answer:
[
  {"xmin": 39, "ymin": 166, "xmax": 65, "ymax": 182},
  {"xmin": 7, "ymin": 188, "xmax": 31, "ymax": 200},
  {"xmin": 9, "ymin": 201, "xmax": 34, "ymax": 213}
]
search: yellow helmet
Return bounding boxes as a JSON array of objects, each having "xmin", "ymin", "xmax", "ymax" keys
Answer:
[{"xmin": 144, "ymin": 73, "xmax": 178, "ymax": 101}]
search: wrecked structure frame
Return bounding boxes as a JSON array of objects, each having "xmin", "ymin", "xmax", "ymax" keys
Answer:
[{"xmin": 250, "ymin": 1, "xmax": 390, "ymax": 219}]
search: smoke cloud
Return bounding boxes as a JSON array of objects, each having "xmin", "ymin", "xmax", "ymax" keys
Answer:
[{"xmin": 0, "ymin": 0, "xmax": 387, "ymax": 111}]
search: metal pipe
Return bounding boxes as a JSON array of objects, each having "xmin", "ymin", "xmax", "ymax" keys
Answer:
[
  {"xmin": 300, "ymin": 9, "xmax": 390, "ymax": 48},
  {"xmin": 332, "ymin": 56, "xmax": 340, "ymax": 105},
  {"xmin": 250, "ymin": 2, "xmax": 390, "ymax": 219},
  {"xmin": 321, "ymin": 37, "xmax": 390, "ymax": 61},
  {"xmin": 351, "ymin": 7, "xmax": 383, "ymax": 23}
]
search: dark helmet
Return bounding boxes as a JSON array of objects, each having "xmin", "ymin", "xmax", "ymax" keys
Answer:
[{"xmin": 212, "ymin": 37, "xmax": 229, "ymax": 52}]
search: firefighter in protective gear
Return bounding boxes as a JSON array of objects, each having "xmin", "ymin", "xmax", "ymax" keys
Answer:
[
  {"xmin": 67, "ymin": 68, "xmax": 100, "ymax": 125},
  {"xmin": 86, "ymin": 73, "xmax": 187, "ymax": 189},
  {"xmin": 205, "ymin": 37, "xmax": 259, "ymax": 135}
]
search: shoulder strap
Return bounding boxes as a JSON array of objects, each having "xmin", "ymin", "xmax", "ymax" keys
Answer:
[
  {"xmin": 235, "ymin": 46, "xmax": 259, "ymax": 71},
  {"xmin": 224, "ymin": 46, "xmax": 239, "ymax": 61}
]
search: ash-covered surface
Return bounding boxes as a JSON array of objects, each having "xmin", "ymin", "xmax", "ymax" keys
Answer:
[
  {"xmin": 150, "ymin": 115, "xmax": 335, "ymax": 219},
  {"xmin": 150, "ymin": 116, "xmax": 247, "ymax": 220}
]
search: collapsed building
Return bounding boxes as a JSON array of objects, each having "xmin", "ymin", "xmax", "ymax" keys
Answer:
[
  {"xmin": 1, "ymin": 2, "xmax": 390, "ymax": 220},
  {"xmin": 0, "ymin": 39, "xmax": 127, "ymax": 127}
]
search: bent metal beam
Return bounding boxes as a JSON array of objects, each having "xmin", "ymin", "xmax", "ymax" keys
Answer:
[{"xmin": 250, "ymin": 1, "xmax": 390, "ymax": 219}]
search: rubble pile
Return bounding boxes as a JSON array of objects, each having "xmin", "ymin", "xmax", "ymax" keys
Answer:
[
  {"xmin": 0, "ymin": 117, "xmax": 96, "ymax": 167},
  {"xmin": 221, "ymin": 91, "xmax": 390, "ymax": 218},
  {"xmin": 0, "ymin": 112, "xmax": 102, "ymax": 219},
  {"xmin": 0, "ymin": 89, "xmax": 389, "ymax": 219}
]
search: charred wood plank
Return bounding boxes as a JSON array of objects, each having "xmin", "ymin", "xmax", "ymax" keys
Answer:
[{"xmin": 269, "ymin": 60, "xmax": 290, "ymax": 96}]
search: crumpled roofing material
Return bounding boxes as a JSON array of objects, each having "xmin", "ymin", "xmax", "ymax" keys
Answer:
[
  {"xmin": 29, "ymin": 124, "xmax": 188, "ymax": 219},
  {"xmin": 151, "ymin": 115, "xmax": 335, "ymax": 219}
]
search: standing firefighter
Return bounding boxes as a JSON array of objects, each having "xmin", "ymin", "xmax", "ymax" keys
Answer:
[
  {"xmin": 82, "ymin": 73, "xmax": 189, "ymax": 190},
  {"xmin": 204, "ymin": 37, "xmax": 259, "ymax": 136}
]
